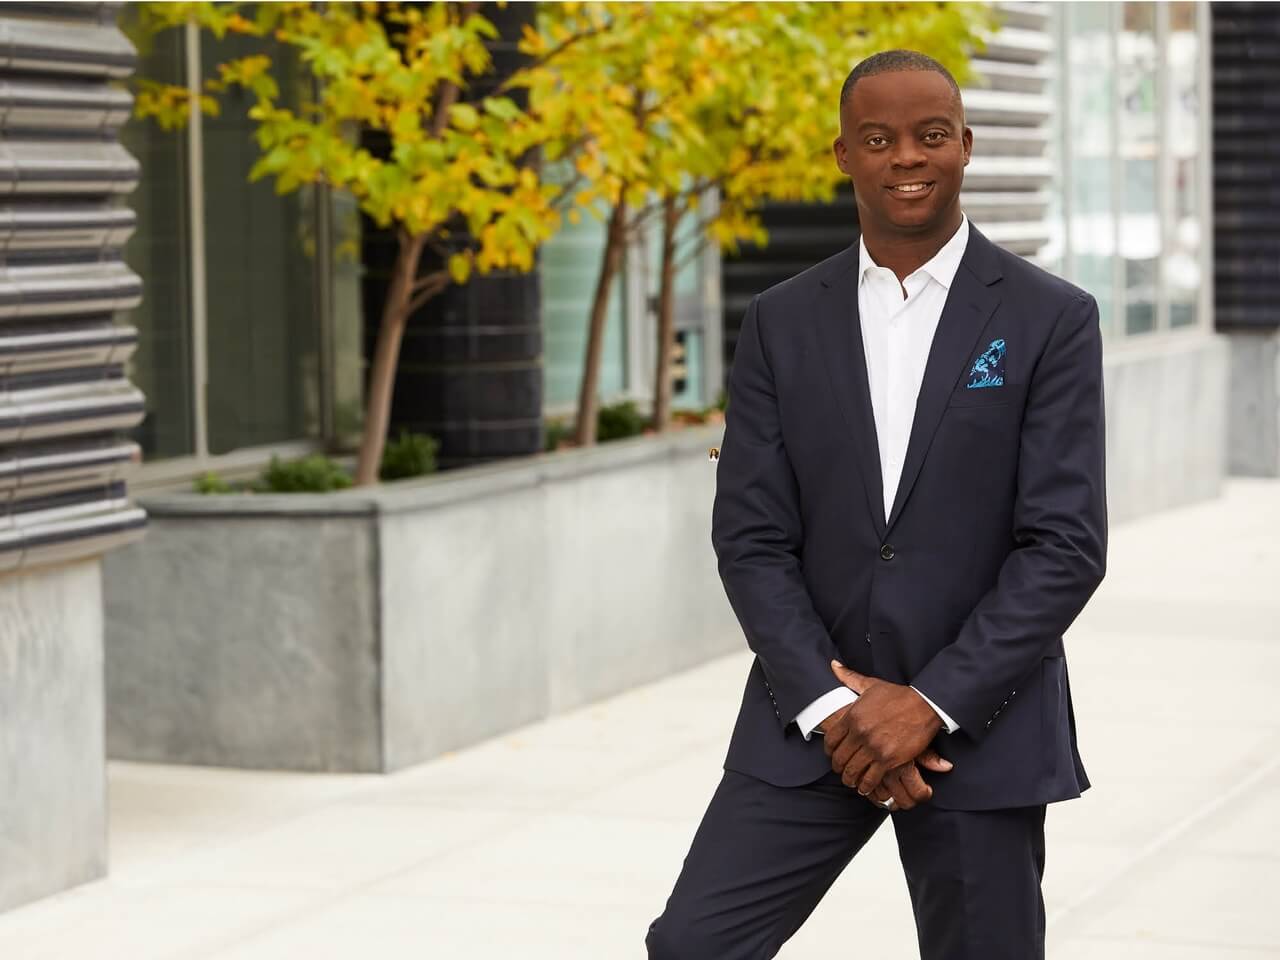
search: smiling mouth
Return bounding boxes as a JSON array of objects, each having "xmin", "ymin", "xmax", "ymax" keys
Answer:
[{"xmin": 887, "ymin": 181, "xmax": 935, "ymax": 195}]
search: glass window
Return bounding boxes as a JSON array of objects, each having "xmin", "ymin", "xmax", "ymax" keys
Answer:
[
  {"xmin": 329, "ymin": 187, "xmax": 367, "ymax": 448},
  {"xmin": 1165, "ymin": 1, "xmax": 1202, "ymax": 329},
  {"xmin": 645, "ymin": 205, "xmax": 707, "ymax": 409},
  {"xmin": 1065, "ymin": 1, "xmax": 1117, "ymax": 335},
  {"xmin": 119, "ymin": 18, "xmax": 195, "ymax": 460},
  {"xmin": 1043, "ymin": 7, "xmax": 1066, "ymax": 281},
  {"xmin": 540, "ymin": 166, "xmax": 628, "ymax": 411},
  {"xmin": 1117, "ymin": 1, "xmax": 1159, "ymax": 335},
  {"xmin": 201, "ymin": 30, "xmax": 321, "ymax": 454}
]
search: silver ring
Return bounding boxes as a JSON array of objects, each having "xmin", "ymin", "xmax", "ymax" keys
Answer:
[{"xmin": 881, "ymin": 798, "xmax": 896, "ymax": 811}]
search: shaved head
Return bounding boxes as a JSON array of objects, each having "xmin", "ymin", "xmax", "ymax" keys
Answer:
[{"xmin": 840, "ymin": 49, "xmax": 962, "ymax": 117}]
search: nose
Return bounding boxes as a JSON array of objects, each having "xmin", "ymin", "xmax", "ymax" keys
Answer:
[{"xmin": 890, "ymin": 140, "xmax": 927, "ymax": 169}]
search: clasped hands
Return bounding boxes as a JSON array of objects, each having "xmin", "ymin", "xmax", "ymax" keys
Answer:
[{"xmin": 816, "ymin": 660, "xmax": 953, "ymax": 812}]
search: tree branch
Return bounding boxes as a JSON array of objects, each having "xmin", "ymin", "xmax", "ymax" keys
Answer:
[
  {"xmin": 406, "ymin": 269, "xmax": 452, "ymax": 314},
  {"xmin": 493, "ymin": 22, "xmax": 613, "ymax": 98}
]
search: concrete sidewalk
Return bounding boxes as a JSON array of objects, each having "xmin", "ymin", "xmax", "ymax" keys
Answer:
[{"xmin": 0, "ymin": 480, "xmax": 1276, "ymax": 958}]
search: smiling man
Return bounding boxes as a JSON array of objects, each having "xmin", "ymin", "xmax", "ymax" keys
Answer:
[{"xmin": 645, "ymin": 49, "xmax": 1107, "ymax": 959}]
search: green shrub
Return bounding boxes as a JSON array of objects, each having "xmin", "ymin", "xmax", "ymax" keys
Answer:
[
  {"xmin": 193, "ymin": 471, "xmax": 234, "ymax": 494},
  {"xmin": 544, "ymin": 417, "xmax": 572, "ymax": 451},
  {"xmin": 597, "ymin": 400, "xmax": 648, "ymax": 442},
  {"xmin": 253, "ymin": 454, "xmax": 353, "ymax": 493},
  {"xmin": 380, "ymin": 430, "xmax": 440, "ymax": 481}
]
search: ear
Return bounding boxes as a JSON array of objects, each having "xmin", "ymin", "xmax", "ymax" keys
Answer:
[
  {"xmin": 833, "ymin": 136, "xmax": 849, "ymax": 175},
  {"xmin": 962, "ymin": 125, "xmax": 973, "ymax": 166}
]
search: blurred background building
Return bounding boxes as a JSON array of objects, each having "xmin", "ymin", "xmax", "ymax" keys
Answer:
[{"xmin": 112, "ymin": 0, "xmax": 1275, "ymax": 499}]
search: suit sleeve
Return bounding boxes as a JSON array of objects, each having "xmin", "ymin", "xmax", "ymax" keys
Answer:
[
  {"xmin": 910, "ymin": 291, "xmax": 1108, "ymax": 740},
  {"xmin": 711, "ymin": 294, "xmax": 844, "ymax": 730}
]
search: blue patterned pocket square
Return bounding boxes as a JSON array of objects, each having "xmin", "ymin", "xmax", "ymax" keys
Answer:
[{"xmin": 966, "ymin": 338, "xmax": 1006, "ymax": 389}]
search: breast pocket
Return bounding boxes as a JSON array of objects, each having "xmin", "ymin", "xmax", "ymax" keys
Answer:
[{"xmin": 946, "ymin": 382, "xmax": 1029, "ymax": 409}]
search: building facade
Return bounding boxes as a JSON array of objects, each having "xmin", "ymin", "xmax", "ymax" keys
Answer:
[{"xmin": 118, "ymin": 2, "xmax": 1234, "ymax": 515}]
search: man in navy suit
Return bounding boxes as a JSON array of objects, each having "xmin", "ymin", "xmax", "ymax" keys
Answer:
[{"xmin": 646, "ymin": 49, "xmax": 1106, "ymax": 959}]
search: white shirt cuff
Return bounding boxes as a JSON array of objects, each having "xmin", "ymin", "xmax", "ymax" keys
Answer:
[
  {"xmin": 911, "ymin": 686, "xmax": 960, "ymax": 734},
  {"xmin": 795, "ymin": 687, "xmax": 859, "ymax": 740}
]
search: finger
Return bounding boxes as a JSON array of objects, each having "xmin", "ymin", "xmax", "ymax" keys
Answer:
[
  {"xmin": 840, "ymin": 745, "xmax": 874, "ymax": 791},
  {"xmin": 821, "ymin": 715, "xmax": 849, "ymax": 757},
  {"xmin": 858, "ymin": 759, "xmax": 890, "ymax": 797},
  {"xmin": 887, "ymin": 774, "xmax": 919, "ymax": 811},
  {"xmin": 875, "ymin": 768, "xmax": 911, "ymax": 810},
  {"xmin": 832, "ymin": 738, "xmax": 863, "ymax": 778},
  {"xmin": 830, "ymin": 660, "xmax": 871, "ymax": 694},
  {"xmin": 830, "ymin": 732, "xmax": 862, "ymax": 772},
  {"xmin": 915, "ymin": 748, "xmax": 955, "ymax": 774},
  {"xmin": 900, "ymin": 765, "xmax": 934, "ymax": 804}
]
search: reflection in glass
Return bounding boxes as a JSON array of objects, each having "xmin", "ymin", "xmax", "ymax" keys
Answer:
[
  {"xmin": 119, "ymin": 19, "xmax": 195, "ymax": 460},
  {"xmin": 201, "ymin": 31, "xmax": 321, "ymax": 454},
  {"xmin": 1065, "ymin": 1, "xmax": 1116, "ymax": 335},
  {"xmin": 1166, "ymin": 2, "xmax": 1201, "ymax": 329},
  {"xmin": 330, "ymin": 188, "xmax": 367, "ymax": 449},
  {"xmin": 540, "ymin": 163, "xmax": 627, "ymax": 410},
  {"xmin": 1118, "ymin": 1, "xmax": 1159, "ymax": 334},
  {"xmin": 645, "ymin": 206, "xmax": 707, "ymax": 409}
]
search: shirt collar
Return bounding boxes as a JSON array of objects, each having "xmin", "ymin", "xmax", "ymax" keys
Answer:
[{"xmin": 858, "ymin": 213, "xmax": 970, "ymax": 291}]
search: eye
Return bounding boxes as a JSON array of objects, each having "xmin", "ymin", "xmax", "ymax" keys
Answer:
[
  {"xmin": 867, "ymin": 135, "xmax": 888, "ymax": 147},
  {"xmin": 923, "ymin": 130, "xmax": 947, "ymax": 143}
]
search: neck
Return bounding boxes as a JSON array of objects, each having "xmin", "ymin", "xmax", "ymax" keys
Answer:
[{"xmin": 859, "ymin": 207, "xmax": 964, "ymax": 284}]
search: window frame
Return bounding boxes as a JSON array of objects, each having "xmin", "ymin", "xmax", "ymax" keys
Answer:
[
  {"xmin": 131, "ymin": 20, "xmax": 333, "ymax": 490},
  {"xmin": 1054, "ymin": 0, "xmax": 1213, "ymax": 349}
]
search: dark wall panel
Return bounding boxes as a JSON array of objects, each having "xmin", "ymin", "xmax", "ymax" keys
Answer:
[{"xmin": 1212, "ymin": 1, "xmax": 1280, "ymax": 331}]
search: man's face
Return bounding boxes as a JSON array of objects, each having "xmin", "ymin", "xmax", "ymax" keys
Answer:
[{"xmin": 833, "ymin": 70, "xmax": 972, "ymax": 234}]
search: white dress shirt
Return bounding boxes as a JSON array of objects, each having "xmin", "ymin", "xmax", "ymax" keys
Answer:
[{"xmin": 794, "ymin": 215, "xmax": 970, "ymax": 740}]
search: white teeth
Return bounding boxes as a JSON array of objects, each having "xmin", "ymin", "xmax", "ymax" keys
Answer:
[{"xmin": 892, "ymin": 183, "xmax": 930, "ymax": 193}]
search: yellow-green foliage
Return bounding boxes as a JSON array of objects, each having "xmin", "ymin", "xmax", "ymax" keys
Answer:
[
  {"xmin": 132, "ymin": 2, "xmax": 998, "ymax": 462},
  {"xmin": 131, "ymin": 0, "xmax": 997, "ymax": 284},
  {"xmin": 515, "ymin": 2, "xmax": 997, "ymax": 253},
  {"xmin": 130, "ymin": 2, "xmax": 562, "ymax": 285}
]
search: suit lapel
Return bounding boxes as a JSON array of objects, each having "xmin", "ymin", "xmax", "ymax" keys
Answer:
[
  {"xmin": 884, "ymin": 225, "xmax": 1004, "ymax": 532},
  {"xmin": 813, "ymin": 244, "xmax": 887, "ymax": 539}
]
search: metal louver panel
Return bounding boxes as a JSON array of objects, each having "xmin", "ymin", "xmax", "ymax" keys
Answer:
[
  {"xmin": 0, "ymin": 259, "xmax": 142, "ymax": 317},
  {"xmin": 0, "ymin": 204, "xmax": 137, "ymax": 253},
  {"xmin": 0, "ymin": 1, "xmax": 146, "ymax": 576},
  {"xmin": 1211, "ymin": 2, "xmax": 1280, "ymax": 331},
  {"xmin": 0, "ymin": 79, "xmax": 134, "ymax": 134},
  {"xmin": 0, "ymin": 321, "xmax": 137, "ymax": 374},
  {"xmin": 0, "ymin": 141, "xmax": 141, "ymax": 194},
  {"xmin": 0, "ymin": 438, "xmax": 140, "ymax": 498},
  {"xmin": 0, "ymin": 13, "xmax": 135, "ymax": 77},
  {"xmin": 961, "ymin": 2, "xmax": 1054, "ymax": 258}
]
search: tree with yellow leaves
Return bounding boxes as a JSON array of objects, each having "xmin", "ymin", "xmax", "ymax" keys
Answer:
[
  {"xmin": 518, "ymin": 2, "xmax": 996, "ymax": 440},
  {"xmin": 131, "ymin": 2, "xmax": 563, "ymax": 485}
]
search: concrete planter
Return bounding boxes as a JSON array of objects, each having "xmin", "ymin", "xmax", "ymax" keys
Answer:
[
  {"xmin": 103, "ymin": 424, "xmax": 738, "ymax": 772},
  {"xmin": 103, "ymin": 330, "xmax": 1232, "ymax": 776},
  {"xmin": 1102, "ymin": 332, "xmax": 1231, "ymax": 522}
]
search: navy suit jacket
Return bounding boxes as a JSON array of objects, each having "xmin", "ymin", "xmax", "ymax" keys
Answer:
[{"xmin": 711, "ymin": 221, "xmax": 1107, "ymax": 811}]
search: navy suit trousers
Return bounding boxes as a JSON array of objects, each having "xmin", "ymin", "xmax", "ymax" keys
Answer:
[{"xmin": 646, "ymin": 769, "xmax": 1047, "ymax": 959}]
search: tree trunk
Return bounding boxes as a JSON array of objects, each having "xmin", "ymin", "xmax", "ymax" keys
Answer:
[
  {"xmin": 574, "ymin": 200, "xmax": 628, "ymax": 447},
  {"xmin": 354, "ymin": 230, "xmax": 426, "ymax": 486},
  {"xmin": 651, "ymin": 195, "xmax": 680, "ymax": 432}
]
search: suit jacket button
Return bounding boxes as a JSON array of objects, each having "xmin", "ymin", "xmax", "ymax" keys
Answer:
[{"xmin": 880, "ymin": 544, "xmax": 895, "ymax": 561}]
